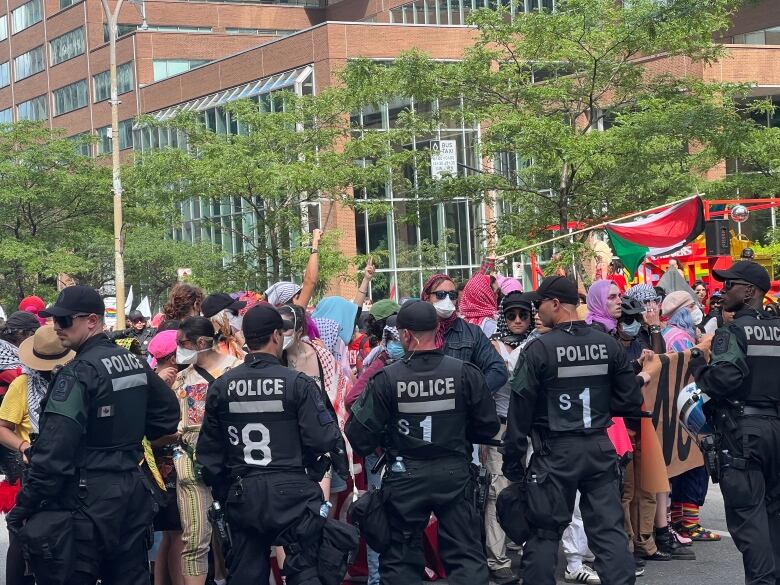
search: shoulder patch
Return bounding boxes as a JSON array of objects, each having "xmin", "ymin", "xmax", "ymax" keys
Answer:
[
  {"xmin": 712, "ymin": 330, "xmax": 730, "ymax": 355},
  {"xmin": 50, "ymin": 374, "xmax": 76, "ymax": 402}
]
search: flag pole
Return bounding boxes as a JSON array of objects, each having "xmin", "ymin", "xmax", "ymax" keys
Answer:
[{"xmin": 496, "ymin": 194, "xmax": 700, "ymax": 260}]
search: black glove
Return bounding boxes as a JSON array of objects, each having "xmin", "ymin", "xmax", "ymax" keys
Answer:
[
  {"xmin": 689, "ymin": 348, "xmax": 708, "ymax": 378},
  {"xmin": 502, "ymin": 459, "xmax": 525, "ymax": 483},
  {"xmin": 306, "ymin": 455, "xmax": 332, "ymax": 483},
  {"xmin": 6, "ymin": 505, "xmax": 31, "ymax": 534}
]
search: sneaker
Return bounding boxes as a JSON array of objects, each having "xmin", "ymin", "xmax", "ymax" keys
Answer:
[
  {"xmin": 670, "ymin": 524, "xmax": 693, "ymax": 546},
  {"xmin": 564, "ymin": 565, "xmax": 601, "ymax": 584},
  {"xmin": 635, "ymin": 565, "xmax": 645, "ymax": 577},
  {"xmin": 656, "ymin": 527, "xmax": 696, "ymax": 560},
  {"xmin": 489, "ymin": 567, "xmax": 520, "ymax": 585},
  {"xmin": 642, "ymin": 549, "xmax": 673, "ymax": 561}
]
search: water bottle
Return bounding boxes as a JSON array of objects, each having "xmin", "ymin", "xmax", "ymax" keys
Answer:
[
  {"xmin": 172, "ymin": 446, "xmax": 184, "ymax": 462},
  {"xmin": 390, "ymin": 456, "xmax": 406, "ymax": 473},
  {"xmin": 319, "ymin": 501, "xmax": 333, "ymax": 518}
]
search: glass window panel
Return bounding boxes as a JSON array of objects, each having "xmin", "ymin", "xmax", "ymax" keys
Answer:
[
  {"xmin": 0, "ymin": 108, "xmax": 12, "ymax": 124},
  {"xmin": 745, "ymin": 31, "xmax": 765, "ymax": 44},
  {"xmin": 444, "ymin": 201, "xmax": 469, "ymax": 265},
  {"xmin": 103, "ymin": 23, "xmax": 136, "ymax": 42},
  {"xmin": 53, "ymin": 79, "xmax": 87, "ymax": 116},
  {"xmin": 60, "ymin": 0, "xmax": 80, "ymax": 9},
  {"xmin": 12, "ymin": 0, "xmax": 42, "ymax": 34},
  {"xmin": 50, "ymin": 27, "xmax": 85, "ymax": 65},
  {"xmin": 16, "ymin": 94, "xmax": 47, "ymax": 121},
  {"xmin": 153, "ymin": 59, "xmax": 210, "ymax": 81},
  {"xmin": 68, "ymin": 132, "xmax": 91, "ymax": 156},
  {"xmin": 0, "ymin": 62, "xmax": 9, "ymax": 88},
  {"xmin": 0, "ymin": 15, "xmax": 7, "ymax": 41},
  {"xmin": 14, "ymin": 46, "xmax": 45, "ymax": 81}
]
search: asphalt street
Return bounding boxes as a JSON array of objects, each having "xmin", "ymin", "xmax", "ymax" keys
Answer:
[{"xmin": 0, "ymin": 483, "xmax": 745, "ymax": 584}]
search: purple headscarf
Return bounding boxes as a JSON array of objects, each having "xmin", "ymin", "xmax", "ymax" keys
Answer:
[{"xmin": 585, "ymin": 280, "xmax": 619, "ymax": 333}]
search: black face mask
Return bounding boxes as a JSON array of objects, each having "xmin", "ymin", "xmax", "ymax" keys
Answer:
[{"xmin": 176, "ymin": 363, "xmax": 189, "ymax": 372}]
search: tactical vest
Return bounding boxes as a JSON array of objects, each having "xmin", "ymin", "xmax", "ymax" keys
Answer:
[
  {"xmin": 218, "ymin": 363, "xmax": 304, "ymax": 474},
  {"xmin": 536, "ymin": 329, "xmax": 613, "ymax": 432},
  {"xmin": 733, "ymin": 313, "xmax": 780, "ymax": 405},
  {"xmin": 383, "ymin": 355, "xmax": 468, "ymax": 458},
  {"xmin": 79, "ymin": 338, "xmax": 149, "ymax": 450}
]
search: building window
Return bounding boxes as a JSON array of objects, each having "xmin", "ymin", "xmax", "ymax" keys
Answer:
[
  {"xmin": 145, "ymin": 25, "xmax": 212, "ymax": 33},
  {"xmin": 0, "ymin": 62, "xmax": 9, "ymax": 88},
  {"xmin": 0, "ymin": 108, "xmax": 11, "ymax": 124},
  {"xmin": 225, "ymin": 27, "xmax": 297, "ymax": 36},
  {"xmin": 53, "ymin": 79, "xmax": 87, "ymax": 116},
  {"xmin": 96, "ymin": 119, "xmax": 134, "ymax": 153},
  {"xmin": 0, "ymin": 15, "xmax": 8, "ymax": 41},
  {"xmin": 59, "ymin": 0, "xmax": 82, "ymax": 8},
  {"xmin": 12, "ymin": 0, "xmax": 42, "ymax": 34},
  {"xmin": 14, "ymin": 46, "xmax": 45, "ymax": 81},
  {"xmin": 68, "ymin": 132, "xmax": 91, "ymax": 155},
  {"xmin": 102, "ymin": 23, "xmax": 137, "ymax": 42},
  {"xmin": 152, "ymin": 59, "xmax": 211, "ymax": 81},
  {"xmin": 93, "ymin": 62, "xmax": 134, "ymax": 102},
  {"xmin": 17, "ymin": 94, "xmax": 47, "ymax": 121},
  {"xmin": 388, "ymin": 0, "xmax": 554, "ymax": 24},
  {"xmin": 729, "ymin": 26, "xmax": 780, "ymax": 45},
  {"xmin": 50, "ymin": 27, "xmax": 85, "ymax": 65}
]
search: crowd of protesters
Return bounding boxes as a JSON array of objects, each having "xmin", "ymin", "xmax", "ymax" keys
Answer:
[{"xmin": 0, "ymin": 238, "xmax": 732, "ymax": 585}]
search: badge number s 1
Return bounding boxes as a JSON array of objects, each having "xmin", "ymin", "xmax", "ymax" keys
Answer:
[{"xmin": 558, "ymin": 388, "xmax": 592, "ymax": 428}]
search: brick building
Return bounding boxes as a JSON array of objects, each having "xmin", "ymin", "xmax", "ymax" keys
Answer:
[{"xmin": 4, "ymin": 0, "xmax": 779, "ymax": 297}]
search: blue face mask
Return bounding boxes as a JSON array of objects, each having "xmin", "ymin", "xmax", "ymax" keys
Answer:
[
  {"xmin": 386, "ymin": 341, "xmax": 405, "ymax": 360},
  {"xmin": 621, "ymin": 320, "xmax": 641, "ymax": 338}
]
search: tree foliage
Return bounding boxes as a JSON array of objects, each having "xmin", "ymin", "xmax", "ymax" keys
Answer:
[{"xmin": 341, "ymin": 0, "xmax": 777, "ymax": 260}]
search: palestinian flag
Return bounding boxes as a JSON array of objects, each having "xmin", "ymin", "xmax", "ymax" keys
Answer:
[{"xmin": 606, "ymin": 196, "xmax": 705, "ymax": 275}]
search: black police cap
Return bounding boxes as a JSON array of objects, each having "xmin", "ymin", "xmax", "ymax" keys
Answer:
[
  {"xmin": 40, "ymin": 285, "xmax": 105, "ymax": 318},
  {"xmin": 712, "ymin": 260, "xmax": 771, "ymax": 293},
  {"xmin": 201, "ymin": 293, "xmax": 247, "ymax": 319},
  {"xmin": 242, "ymin": 304, "xmax": 292, "ymax": 340},
  {"xmin": 525, "ymin": 276, "xmax": 579, "ymax": 306},
  {"xmin": 396, "ymin": 300, "xmax": 438, "ymax": 332}
]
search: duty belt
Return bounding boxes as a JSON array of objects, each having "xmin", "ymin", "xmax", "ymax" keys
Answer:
[{"xmin": 733, "ymin": 404, "xmax": 780, "ymax": 418}]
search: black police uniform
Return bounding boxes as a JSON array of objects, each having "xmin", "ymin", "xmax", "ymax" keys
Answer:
[
  {"xmin": 112, "ymin": 326, "xmax": 157, "ymax": 357},
  {"xmin": 195, "ymin": 351, "xmax": 342, "ymax": 585},
  {"xmin": 11, "ymin": 333, "xmax": 180, "ymax": 585},
  {"xmin": 503, "ymin": 321, "xmax": 642, "ymax": 585},
  {"xmin": 692, "ymin": 307, "xmax": 780, "ymax": 584},
  {"xmin": 346, "ymin": 349, "xmax": 500, "ymax": 585}
]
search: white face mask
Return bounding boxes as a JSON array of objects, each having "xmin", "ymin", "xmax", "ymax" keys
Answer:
[
  {"xmin": 229, "ymin": 314, "xmax": 243, "ymax": 332},
  {"xmin": 176, "ymin": 346, "xmax": 200, "ymax": 365},
  {"xmin": 282, "ymin": 335, "xmax": 294, "ymax": 351},
  {"xmin": 433, "ymin": 298, "xmax": 456, "ymax": 318},
  {"xmin": 690, "ymin": 307, "xmax": 704, "ymax": 325}
]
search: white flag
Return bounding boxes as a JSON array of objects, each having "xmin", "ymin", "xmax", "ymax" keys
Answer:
[
  {"xmin": 0, "ymin": 305, "xmax": 6, "ymax": 322},
  {"xmin": 125, "ymin": 286, "xmax": 134, "ymax": 313},
  {"xmin": 136, "ymin": 296, "xmax": 152, "ymax": 319}
]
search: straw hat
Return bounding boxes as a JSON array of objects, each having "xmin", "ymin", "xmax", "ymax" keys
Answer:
[{"xmin": 18, "ymin": 325, "xmax": 75, "ymax": 371}]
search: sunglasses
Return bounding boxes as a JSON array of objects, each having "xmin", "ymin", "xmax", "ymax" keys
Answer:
[
  {"xmin": 53, "ymin": 313, "xmax": 92, "ymax": 329},
  {"xmin": 532, "ymin": 298, "xmax": 552, "ymax": 310},
  {"xmin": 432, "ymin": 290, "xmax": 458, "ymax": 301},
  {"xmin": 505, "ymin": 309, "xmax": 530, "ymax": 321},
  {"xmin": 723, "ymin": 279, "xmax": 753, "ymax": 291}
]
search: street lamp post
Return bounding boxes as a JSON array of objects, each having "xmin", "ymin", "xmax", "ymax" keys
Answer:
[{"xmin": 100, "ymin": 0, "xmax": 126, "ymax": 327}]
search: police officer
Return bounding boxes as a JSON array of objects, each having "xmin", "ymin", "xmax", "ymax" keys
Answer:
[
  {"xmin": 112, "ymin": 309, "xmax": 157, "ymax": 357},
  {"xmin": 502, "ymin": 276, "xmax": 645, "ymax": 585},
  {"xmin": 689, "ymin": 261, "xmax": 780, "ymax": 585},
  {"xmin": 346, "ymin": 300, "xmax": 500, "ymax": 585},
  {"xmin": 196, "ymin": 304, "xmax": 343, "ymax": 585},
  {"xmin": 6, "ymin": 285, "xmax": 180, "ymax": 585}
]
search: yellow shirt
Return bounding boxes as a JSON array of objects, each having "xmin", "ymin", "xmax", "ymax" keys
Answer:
[{"xmin": 0, "ymin": 374, "xmax": 32, "ymax": 443}]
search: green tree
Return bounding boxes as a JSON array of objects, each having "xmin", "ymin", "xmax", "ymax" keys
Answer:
[
  {"xmin": 0, "ymin": 122, "xmax": 111, "ymax": 308},
  {"xmin": 342, "ymin": 0, "xmax": 773, "ymax": 257},
  {"xmin": 131, "ymin": 90, "xmax": 372, "ymax": 292}
]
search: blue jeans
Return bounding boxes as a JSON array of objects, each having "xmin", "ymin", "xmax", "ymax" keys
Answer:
[{"xmin": 364, "ymin": 452, "xmax": 383, "ymax": 585}]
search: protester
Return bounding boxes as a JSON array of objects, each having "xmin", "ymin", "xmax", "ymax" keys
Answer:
[
  {"xmin": 201, "ymin": 292, "xmax": 247, "ymax": 359},
  {"xmin": 147, "ymin": 329, "xmax": 185, "ymax": 585},
  {"xmin": 486, "ymin": 292, "xmax": 532, "ymax": 585},
  {"xmin": 623, "ymin": 284, "xmax": 666, "ymax": 354},
  {"xmin": 584, "ymin": 279, "xmax": 622, "ymax": 334},
  {"xmin": 693, "ymin": 281, "xmax": 707, "ymax": 306},
  {"xmin": 17, "ymin": 296, "xmax": 46, "ymax": 326},
  {"xmin": 173, "ymin": 317, "xmax": 241, "ymax": 585},
  {"xmin": 163, "ymin": 283, "xmax": 205, "ymax": 324},
  {"xmin": 460, "ymin": 273, "xmax": 499, "ymax": 337},
  {"xmin": 422, "ymin": 273, "xmax": 507, "ymax": 393},
  {"xmin": 0, "ymin": 325, "xmax": 73, "ymax": 585},
  {"xmin": 701, "ymin": 291, "xmax": 723, "ymax": 334},
  {"xmin": 112, "ymin": 309, "xmax": 157, "ymax": 357},
  {"xmin": 661, "ymin": 291, "xmax": 700, "ymax": 351}
]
